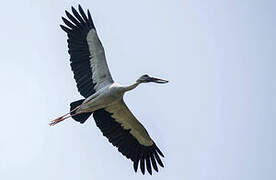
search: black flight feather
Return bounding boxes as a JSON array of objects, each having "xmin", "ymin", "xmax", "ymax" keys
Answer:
[{"xmin": 93, "ymin": 108, "xmax": 164, "ymax": 175}]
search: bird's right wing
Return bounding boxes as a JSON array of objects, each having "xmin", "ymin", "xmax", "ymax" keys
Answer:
[
  {"xmin": 60, "ymin": 5, "xmax": 113, "ymax": 98},
  {"xmin": 93, "ymin": 100, "xmax": 164, "ymax": 175}
]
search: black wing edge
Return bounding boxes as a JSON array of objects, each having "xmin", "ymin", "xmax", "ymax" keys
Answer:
[
  {"xmin": 60, "ymin": 5, "xmax": 96, "ymax": 98},
  {"xmin": 60, "ymin": 4, "xmax": 95, "ymax": 34},
  {"xmin": 93, "ymin": 109, "xmax": 165, "ymax": 175}
]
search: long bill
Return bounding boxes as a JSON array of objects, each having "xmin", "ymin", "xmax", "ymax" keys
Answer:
[{"xmin": 149, "ymin": 77, "xmax": 169, "ymax": 83}]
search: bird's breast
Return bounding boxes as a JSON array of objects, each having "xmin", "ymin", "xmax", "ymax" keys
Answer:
[{"xmin": 79, "ymin": 85, "xmax": 124, "ymax": 112}]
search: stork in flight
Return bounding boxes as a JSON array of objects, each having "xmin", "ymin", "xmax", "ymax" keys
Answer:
[{"xmin": 50, "ymin": 5, "xmax": 168, "ymax": 175}]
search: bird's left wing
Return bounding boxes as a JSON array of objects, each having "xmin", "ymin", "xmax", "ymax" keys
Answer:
[
  {"xmin": 93, "ymin": 100, "xmax": 164, "ymax": 175},
  {"xmin": 60, "ymin": 5, "xmax": 113, "ymax": 98}
]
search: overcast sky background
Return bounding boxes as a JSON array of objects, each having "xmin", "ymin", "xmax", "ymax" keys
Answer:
[{"xmin": 0, "ymin": 0, "xmax": 275, "ymax": 179}]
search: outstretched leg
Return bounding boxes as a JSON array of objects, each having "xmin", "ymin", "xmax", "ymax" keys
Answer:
[{"xmin": 49, "ymin": 105, "xmax": 81, "ymax": 126}]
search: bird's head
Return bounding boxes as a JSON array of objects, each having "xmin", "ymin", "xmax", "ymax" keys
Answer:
[{"xmin": 136, "ymin": 74, "xmax": 169, "ymax": 84}]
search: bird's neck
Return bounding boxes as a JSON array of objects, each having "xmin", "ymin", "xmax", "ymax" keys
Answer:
[{"xmin": 124, "ymin": 82, "xmax": 140, "ymax": 92}]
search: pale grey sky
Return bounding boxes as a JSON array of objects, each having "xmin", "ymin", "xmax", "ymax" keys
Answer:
[{"xmin": 0, "ymin": 0, "xmax": 275, "ymax": 179}]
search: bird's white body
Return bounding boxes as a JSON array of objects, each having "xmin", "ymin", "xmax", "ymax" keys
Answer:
[{"xmin": 79, "ymin": 83, "xmax": 126, "ymax": 112}]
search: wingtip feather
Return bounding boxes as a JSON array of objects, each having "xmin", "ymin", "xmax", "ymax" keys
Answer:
[
  {"xmin": 87, "ymin": 9, "xmax": 93, "ymax": 25},
  {"xmin": 154, "ymin": 151, "xmax": 164, "ymax": 167},
  {"xmin": 60, "ymin": 24, "xmax": 71, "ymax": 33},
  {"xmin": 155, "ymin": 145, "xmax": 165, "ymax": 157},
  {"xmin": 133, "ymin": 160, "xmax": 139, "ymax": 172},
  {"xmin": 78, "ymin": 4, "xmax": 88, "ymax": 22},
  {"xmin": 146, "ymin": 156, "xmax": 152, "ymax": 175},
  {"xmin": 140, "ymin": 158, "xmax": 145, "ymax": 175},
  {"xmin": 150, "ymin": 154, "xmax": 158, "ymax": 172}
]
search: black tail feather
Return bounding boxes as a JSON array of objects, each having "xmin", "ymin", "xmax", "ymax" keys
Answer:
[{"xmin": 70, "ymin": 99, "xmax": 92, "ymax": 124}]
